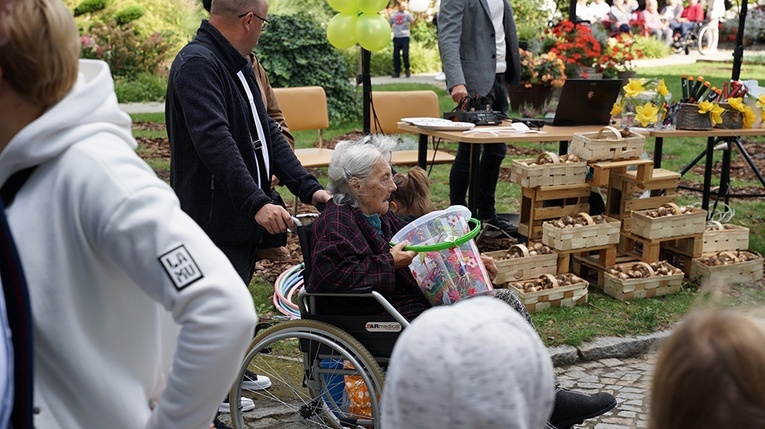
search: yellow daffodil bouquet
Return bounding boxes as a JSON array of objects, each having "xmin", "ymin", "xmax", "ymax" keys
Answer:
[{"xmin": 611, "ymin": 78, "xmax": 670, "ymax": 129}]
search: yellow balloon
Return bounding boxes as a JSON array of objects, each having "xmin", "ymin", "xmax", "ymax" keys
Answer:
[
  {"xmin": 327, "ymin": 13, "xmax": 358, "ymax": 50},
  {"xmin": 327, "ymin": 0, "xmax": 357, "ymax": 14},
  {"xmin": 356, "ymin": 13, "xmax": 390, "ymax": 52},
  {"xmin": 356, "ymin": 0, "xmax": 388, "ymax": 14}
]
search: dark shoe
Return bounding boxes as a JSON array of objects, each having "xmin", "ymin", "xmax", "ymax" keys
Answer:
[
  {"xmin": 391, "ymin": 73, "xmax": 400, "ymax": 78},
  {"xmin": 479, "ymin": 215, "xmax": 516, "ymax": 238},
  {"xmin": 213, "ymin": 413, "xmax": 233, "ymax": 429},
  {"xmin": 405, "ymin": 69, "xmax": 411, "ymax": 77},
  {"xmin": 549, "ymin": 388, "xmax": 617, "ymax": 429}
]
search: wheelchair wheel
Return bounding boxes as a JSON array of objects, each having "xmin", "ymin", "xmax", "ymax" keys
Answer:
[
  {"xmin": 229, "ymin": 319, "xmax": 385, "ymax": 429},
  {"xmin": 697, "ymin": 24, "xmax": 714, "ymax": 55}
]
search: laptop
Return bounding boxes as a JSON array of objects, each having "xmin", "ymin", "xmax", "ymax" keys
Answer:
[{"xmin": 513, "ymin": 79, "xmax": 623, "ymax": 127}]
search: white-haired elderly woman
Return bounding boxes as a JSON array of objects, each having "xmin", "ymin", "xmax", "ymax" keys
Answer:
[
  {"xmin": 308, "ymin": 136, "xmax": 508, "ymax": 320},
  {"xmin": 307, "ymin": 136, "xmax": 431, "ymax": 319}
]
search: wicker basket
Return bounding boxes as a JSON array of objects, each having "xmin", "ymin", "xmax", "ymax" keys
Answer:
[
  {"xmin": 603, "ymin": 261, "xmax": 684, "ymax": 301},
  {"xmin": 714, "ymin": 103, "xmax": 744, "ymax": 129},
  {"xmin": 676, "ymin": 221, "xmax": 750, "ymax": 254},
  {"xmin": 484, "ymin": 244, "xmax": 557, "ymax": 284},
  {"xmin": 570, "ymin": 126, "xmax": 645, "ymax": 161},
  {"xmin": 631, "ymin": 203, "xmax": 707, "ymax": 240},
  {"xmin": 505, "ymin": 274, "xmax": 589, "ymax": 313},
  {"xmin": 542, "ymin": 213, "xmax": 621, "ymax": 251},
  {"xmin": 674, "ymin": 103, "xmax": 713, "ymax": 131},
  {"xmin": 510, "ymin": 152, "xmax": 587, "ymax": 188},
  {"xmin": 689, "ymin": 251, "xmax": 763, "ymax": 288}
]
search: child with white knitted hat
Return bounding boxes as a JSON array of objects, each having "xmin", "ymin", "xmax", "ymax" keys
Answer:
[{"xmin": 382, "ymin": 296, "xmax": 556, "ymax": 429}]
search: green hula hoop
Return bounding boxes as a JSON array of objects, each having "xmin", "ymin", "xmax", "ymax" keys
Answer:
[{"xmin": 390, "ymin": 218, "xmax": 482, "ymax": 253}]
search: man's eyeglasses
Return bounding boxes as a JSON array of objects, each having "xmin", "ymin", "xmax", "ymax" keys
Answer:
[{"xmin": 237, "ymin": 11, "xmax": 269, "ymax": 29}]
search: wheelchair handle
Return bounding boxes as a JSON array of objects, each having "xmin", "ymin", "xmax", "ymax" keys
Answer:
[
  {"xmin": 390, "ymin": 218, "xmax": 482, "ymax": 253},
  {"xmin": 288, "ymin": 213, "xmax": 318, "ymax": 232}
]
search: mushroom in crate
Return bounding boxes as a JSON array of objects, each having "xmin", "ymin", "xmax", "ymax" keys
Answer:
[
  {"xmin": 631, "ymin": 203, "xmax": 706, "ymax": 240},
  {"xmin": 485, "ymin": 243, "xmax": 557, "ymax": 284},
  {"xmin": 505, "ymin": 273, "xmax": 589, "ymax": 313},
  {"xmin": 510, "ymin": 151, "xmax": 587, "ymax": 188},
  {"xmin": 604, "ymin": 261, "xmax": 685, "ymax": 300},
  {"xmin": 690, "ymin": 251, "xmax": 763, "ymax": 288},
  {"xmin": 542, "ymin": 212, "xmax": 621, "ymax": 251}
]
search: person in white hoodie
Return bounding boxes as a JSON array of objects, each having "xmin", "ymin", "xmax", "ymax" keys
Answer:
[{"xmin": 0, "ymin": 1, "xmax": 257, "ymax": 428}]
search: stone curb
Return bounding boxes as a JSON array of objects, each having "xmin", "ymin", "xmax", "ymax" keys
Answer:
[{"xmin": 548, "ymin": 329, "xmax": 672, "ymax": 367}]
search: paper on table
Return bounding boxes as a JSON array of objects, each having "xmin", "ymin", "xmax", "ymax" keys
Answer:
[{"xmin": 462, "ymin": 122, "xmax": 546, "ymax": 136}]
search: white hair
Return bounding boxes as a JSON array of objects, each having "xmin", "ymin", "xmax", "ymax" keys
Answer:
[{"xmin": 327, "ymin": 135, "xmax": 396, "ymax": 207}]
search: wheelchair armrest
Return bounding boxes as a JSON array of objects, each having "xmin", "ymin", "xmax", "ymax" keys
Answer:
[{"xmin": 298, "ymin": 290, "xmax": 411, "ymax": 328}]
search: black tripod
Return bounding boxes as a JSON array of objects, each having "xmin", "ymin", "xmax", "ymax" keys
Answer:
[{"xmin": 676, "ymin": 0, "xmax": 765, "ymax": 213}]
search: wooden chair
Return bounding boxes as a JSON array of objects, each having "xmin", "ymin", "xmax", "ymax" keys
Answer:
[
  {"xmin": 272, "ymin": 86, "xmax": 333, "ymax": 214},
  {"xmin": 272, "ymin": 86, "xmax": 333, "ymax": 169},
  {"xmin": 370, "ymin": 90, "xmax": 456, "ymax": 167}
]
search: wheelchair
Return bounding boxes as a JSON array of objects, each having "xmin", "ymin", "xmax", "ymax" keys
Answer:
[
  {"xmin": 228, "ymin": 214, "xmax": 410, "ymax": 429},
  {"xmin": 672, "ymin": 20, "xmax": 714, "ymax": 55}
]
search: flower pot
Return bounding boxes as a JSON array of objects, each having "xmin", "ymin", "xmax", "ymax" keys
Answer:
[{"xmin": 507, "ymin": 84, "xmax": 552, "ymax": 113}]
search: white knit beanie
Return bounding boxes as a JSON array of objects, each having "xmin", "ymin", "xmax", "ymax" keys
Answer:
[{"xmin": 381, "ymin": 296, "xmax": 555, "ymax": 429}]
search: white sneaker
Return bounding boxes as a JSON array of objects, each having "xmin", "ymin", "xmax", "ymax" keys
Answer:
[
  {"xmin": 242, "ymin": 370, "xmax": 272, "ymax": 391},
  {"xmin": 434, "ymin": 71, "xmax": 446, "ymax": 81},
  {"xmin": 218, "ymin": 397, "xmax": 255, "ymax": 414}
]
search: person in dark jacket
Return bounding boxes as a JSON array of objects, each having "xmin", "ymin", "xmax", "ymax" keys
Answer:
[
  {"xmin": 166, "ymin": 0, "xmax": 330, "ymax": 284},
  {"xmin": 166, "ymin": 1, "xmax": 330, "ymax": 424}
]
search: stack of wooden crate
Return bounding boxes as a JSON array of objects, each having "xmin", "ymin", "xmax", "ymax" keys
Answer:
[{"xmin": 511, "ymin": 151, "xmax": 589, "ymax": 242}]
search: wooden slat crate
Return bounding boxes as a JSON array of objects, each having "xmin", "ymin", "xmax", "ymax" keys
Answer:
[
  {"xmin": 542, "ymin": 215, "xmax": 621, "ymax": 251},
  {"xmin": 484, "ymin": 245, "xmax": 557, "ymax": 284},
  {"xmin": 570, "ymin": 126, "xmax": 646, "ymax": 161},
  {"xmin": 689, "ymin": 251, "xmax": 763, "ymax": 288},
  {"xmin": 622, "ymin": 230, "xmax": 703, "ymax": 264},
  {"xmin": 518, "ymin": 183, "xmax": 591, "ymax": 241},
  {"xmin": 674, "ymin": 223, "xmax": 750, "ymax": 254},
  {"xmin": 504, "ymin": 280, "xmax": 589, "ymax": 313},
  {"xmin": 560, "ymin": 244, "xmax": 618, "ymax": 287},
  {"xmin": 588, "ymin": 158, "xmax": 654, "ymax": 187},
  {"xmin": 606, "ymin": 169, "xmax": 680, "ymax": 231},
  {"xmin": 603, "ymin": 261, "xmax": 684, "ymax": 300},
  {"xmin": 510, "ymin": 152, "xmax": 587, "ymax": 188},
  {"xmin": 631, "ymin": 205, "xmax": 707, "ymax": 240}
]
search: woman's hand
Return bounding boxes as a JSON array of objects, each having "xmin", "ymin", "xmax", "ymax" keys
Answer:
[
  {"xmin": 481, "ymin": 254, "xmax": 498, "ymax": 282},
  {"xmin": 390, "ymin": 241, "xmax": 417, "ymax": 269}
]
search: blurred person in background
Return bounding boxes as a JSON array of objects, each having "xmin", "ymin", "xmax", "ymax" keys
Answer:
[{"xmin": 650, "ymin": 308, "xmax": 765, "ymax": 429}]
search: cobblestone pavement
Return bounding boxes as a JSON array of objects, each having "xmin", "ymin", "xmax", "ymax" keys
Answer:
[
  {"xmin": 555, "ymin": 351, "xmax": 658, "ymax": 429},
  {"xmin": 219, "ymin": 350, "xmax": 659, "ymax": 429}
]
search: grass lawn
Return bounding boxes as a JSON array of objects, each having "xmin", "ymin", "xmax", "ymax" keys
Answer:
[{"xmin": 130, "ymin": 60, "xmax": 765, "ymax": 347}]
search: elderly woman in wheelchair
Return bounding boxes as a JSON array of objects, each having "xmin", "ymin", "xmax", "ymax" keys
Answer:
[{"xmin": 226, "ymin": 136, "xmax": 616, "ymax": 429}]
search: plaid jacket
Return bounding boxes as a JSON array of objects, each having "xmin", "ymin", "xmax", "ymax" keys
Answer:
[{"xmin": 308, "ymin": 199, "xmax": 430, "ymax": 320}]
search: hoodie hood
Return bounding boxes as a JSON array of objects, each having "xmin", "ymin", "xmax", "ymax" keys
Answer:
[{"xmin": 0, "ymin": 59, "xmax": 134, "ymax": 185}]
